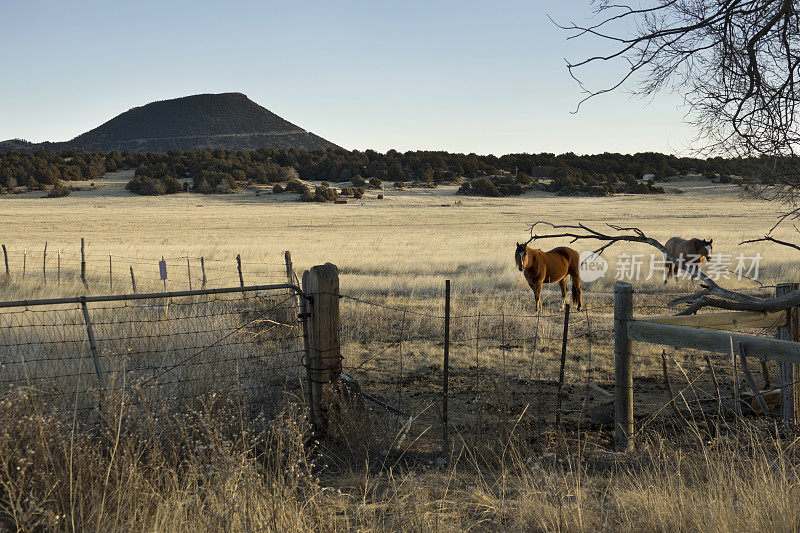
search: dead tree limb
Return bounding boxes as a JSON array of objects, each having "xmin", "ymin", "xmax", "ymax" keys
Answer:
[{"xmin": 740, "ymin": 235, "xmax": 800, "ymax": 253}]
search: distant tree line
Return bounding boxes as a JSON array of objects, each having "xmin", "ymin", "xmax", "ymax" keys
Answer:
[{"xmin": 0, "ymin": 146, "xmax": 777, "ymax": 198}]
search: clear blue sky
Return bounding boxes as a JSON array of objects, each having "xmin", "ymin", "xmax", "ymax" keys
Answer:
[{"xmin": 0, "ymin": 0, "xmax": 694, "ymax": 156}]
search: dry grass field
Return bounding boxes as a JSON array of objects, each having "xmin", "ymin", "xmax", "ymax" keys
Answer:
[
  {"xmin": 1, "ymin": 172, "xmax": 799, "ymax": 531},
  {"xmin": 1, "ymin": 170, "xmax": 796, "ymax": 298}
]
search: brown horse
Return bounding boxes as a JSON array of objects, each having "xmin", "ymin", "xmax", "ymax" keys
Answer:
[
  {"xmin": 664, "ymin": 237, "xmax": 713, "ymax": 283},
  {"xmin": 515, "ymin": 242, "xmax": 583, "ymax": 311}
]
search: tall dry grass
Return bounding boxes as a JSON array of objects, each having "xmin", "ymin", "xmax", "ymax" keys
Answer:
[{"xmin": 0, "ymin": 384, "xmax": 797, "ymax": 531}]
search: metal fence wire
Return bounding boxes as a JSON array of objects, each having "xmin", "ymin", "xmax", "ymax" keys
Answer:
[
  {"xmin": 338, "ymin": 289, "xmax": 617, "ymax": 449},
  {"xmin": 0, "ymin": 285, "xmax": 305, "ymax": 422}
]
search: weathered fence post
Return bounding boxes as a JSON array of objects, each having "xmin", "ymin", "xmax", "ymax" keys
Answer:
[
  {"xmin": 442, "ymin": 279, "xmax": 451, "ymax": 456},
  {"xmin": 398, "ymin": 310, "xmax": 406, "ymax": 408},
  {"xmin": 129, "ymin": 266, "xmax": 136, "ymax": 293},
  {"xmin": 108, "ymin": 253, "xmax": 113, "ymax": 291},
  {"xmin": 1, "ymin": 244, "xmax": 8, "ymax": 279},
  {"xmin": 738, "ymin": 342, "xmax": 769, "ymax": 415},
  {"xmin": 284, "ymin": 251, "xmax": 294, "ymax": 285},
  {"xmin": 80, "ymin": 299, "xmax": 105, "ymax": 392},
  {"xmin": 80, "ymin": 238, "xmax": 87, "ymax": 288},
  {"xmin": 556, "ymin": 303, "xmax": 571, "ymax": 426},
  {"xmin": 730, "ymin": 336, "xmax": 741, "ymax": 416},
  {"xmin": 302, "ymin": 263, "xmax": 342, "ymax": 436},
  {"xmin": 200, "ymin": 256, "xmax": 207, "ymax": 288},
  {"xmin": 236, "ymin": 254, "xmax": 244, "ymax": 291},
  {"xmin": 614, "ymin": 281, "xmax": 634, "ymax": 451},
  {"xmin": 57, "ymin": 249, "xmax": 61, "ymax": 285},
  {"xmin": 284, "ymin": 251, "xmax": 299, "ymax": 305},
  {"xmin": 22, "ymin": 248, "xmax": 26, "ymax": 279},
  {"xmin": 42, "ymin": 242, "xmax": 47, "ymax": 286},
  {"xmin": 777, "ymin": 282, "xmax": 800, "ymax": 426},
  {"xmin": 186, "ymin": 257, "xmax": 192, "ymax": 291}
]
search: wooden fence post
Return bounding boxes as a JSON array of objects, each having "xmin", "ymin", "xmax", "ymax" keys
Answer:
[
  {"xmin": 80, "ymin": 299, "xmax": 105, "ymax": 392},
  {"xmin": 738, "ymin": 342, "xmax": 769, "ymax": 415},
  {"xmin": 730, "ymin": 336, "xmax": 741, "ymax": 416},
  {"xmin": 614, "ymin": 281, "xmax": 634, "ymax": 451},
  {"xmin": 285, "ymin": 251, "xmax": 302, "ymax": 313},
  {"xmin": 1, "ymin": 244, "xmax": 8, "ymax": 279},
  {"xmin": 442, "ymin": 279, "xmax": 451, "ymax": 456},
  {"xmin": 301, "ymin": 263, "xmax": 341, "ymax": 436},
  {"xmin": 57, "ymin": 249, "xmax": 61, "ymax": 285},
  {"xmin": 200, "ymin": 257, "xmax": 207, "ymax": 288},
  {"xmin": 42, "ymin": 242, "xmax": 47, "ymax": 286},
  {"xmin": 236, "ymin": 254, "xmax": 244, "ymax": 291},
  {"xmin": 186, "ymin": 257, "xmax": 192, "ymax": 291},
  {"xmin": 284, "ymin": 251, "xmax": 294, "ymax": 284},
  {"xmin": 129, "ymin": 266, "xmax": 137, "ymax": 293},
  {"xmin": 80, "ymin": 238, "xmax": 87, "ymax": 288},
  {"xmin": 22, "ymin": 248, "xmax": 26, "ymax": 279},
  {"xmin": 108, "ymin": 253, "xmax": 113, "ymax": 292},
  {"xmin": 777, "ymin": 282, "xmax": 800, "ymax": 426},
  {"xmin": 556, "ymin": 303, "xmax": 571, "ymax": 426}
]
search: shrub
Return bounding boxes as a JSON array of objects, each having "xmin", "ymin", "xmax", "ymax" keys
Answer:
[
  {"xmin": 377, "ymin": 194, "xmax": 384, "ymax": 199},
  {"xmin": 458, "ymin": 177, "xmax": 500, "ymax": 197},
  {"xmin": 126, "ymin": 176, "xmax": 166, "ymax": 195},
  {"xmin": 46, "ymin": 182, "xmax": 71, "ymax": 198},
  {"xmin": 352, "ymin": 175, "xmax": 367, "ymax": 188},
  {"xmin": 369, "ymin": 177, "xmax": 382, "ymax": 189},
  {"xmin": 309, "ymin": 185, "xmax": 339, "ymax": 202},
  {"xmin": 279, "ymin": 166, "xmax": 299, "ymax": 182},
  {"xmin": 193, "ymin": 178, "xmax": 212, "ymax": 194},
  {"xmin": 273, "ymin": 184, "xmax": 284, "ymax": 194},
  {"xmin": 285, "ymin": 179, "xmax": 310, "ymax": 197},
  {"xmin": 162, "ymin": 175, "xmax": 182, "ymax": 194},
  {"xmin": 394, "ymin": 181, "xmax": 405, "ymax": 189}
]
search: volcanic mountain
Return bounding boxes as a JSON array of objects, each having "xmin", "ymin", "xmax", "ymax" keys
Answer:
[{"xmin": 1, "ymin": 93, "xmax": 340, "ymax": 153}]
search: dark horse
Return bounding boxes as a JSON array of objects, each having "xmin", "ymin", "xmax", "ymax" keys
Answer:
[
  {"xmin": 663, "ymin": 237, "xmax": 713, "ymax": 283},
  {"xmin": 515, "ymin": 242, "xmax": 583, "ymax": 311}
]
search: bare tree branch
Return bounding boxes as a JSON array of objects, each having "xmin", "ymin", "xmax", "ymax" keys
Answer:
[
  {"xmin": 559, "ymin": 1, "xmax": 800, "ymax": 162},
  {"xmin": 739, "ymin": 234, "xmax": 800, "ymax": 252}
]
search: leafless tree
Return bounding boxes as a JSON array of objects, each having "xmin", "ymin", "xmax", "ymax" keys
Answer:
[{"xmin": 559, "ymin": 1, "xmax": 800, "ymax": 203}]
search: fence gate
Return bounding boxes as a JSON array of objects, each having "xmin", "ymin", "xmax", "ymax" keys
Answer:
[
  {"xmin": 0, "ymin": 283, "xmax": 308, "ymax": 423},
  {"xmin": 613, "ymin": 281, "xmax": 800, "ymax": 451}
]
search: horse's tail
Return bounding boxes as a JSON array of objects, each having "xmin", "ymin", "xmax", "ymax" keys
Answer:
[
  {"xmin": 569, "ymin": 254, "xmax": 583, "ymax": 309},
  {"xmin": 571, "ymin": 272, "xmax": 582, "ymax": 309}
]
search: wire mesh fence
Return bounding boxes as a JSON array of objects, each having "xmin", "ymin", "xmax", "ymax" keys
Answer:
[
  {"xmin": 0, "ymin": 285, "xmax": 305, "ymax": 424},
  {"xmin": 336, "ymin": 282, "xmax": 795, "ymax": 452},
  {"xmin": 338, "ymin": 288, "xmax": 619, "ymax": 451},
  {"xmin": 1, "ymin": 254, "xmax": 792, "ymax": 449}
]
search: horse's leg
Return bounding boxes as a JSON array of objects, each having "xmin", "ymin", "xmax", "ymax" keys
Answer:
[
  {"xmin": 665, "ymin": 261, "xmax": 673, "ymax": 283},
  {"xmin": 534, "ymin": 278, "xmax": 544, "ymax": 312},
  {"xmin": 558, "ymin": 278, "xmax": 567, "ymax": 309}
]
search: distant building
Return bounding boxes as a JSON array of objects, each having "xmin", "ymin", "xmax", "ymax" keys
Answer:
[{"xmin": 641, "ymin": 173, "xmax": 655, "ymax": 182}]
